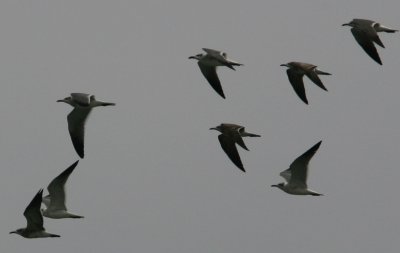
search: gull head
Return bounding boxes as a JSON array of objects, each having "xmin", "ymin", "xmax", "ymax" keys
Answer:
[
  {"xmin": 57, "ymin": 97, "xmax": 73, "ymax": 105},
  {"xmin": 342, "ymin": 20, "xmax": 355, "ymax": 27},
  {"xmin": 271, "ymin": 183, "xmax": 285, "ymax": 189},
  {"xmin": 9, "ymin": 229, "xmax": 23, "ymax": 235},
  {"xmin": 188, "ymin": 54, "xmax": 203, "ymax": 60},
  {"xmin": 209, "ymin": 125, "xmax": 222, "ymax": 133}
]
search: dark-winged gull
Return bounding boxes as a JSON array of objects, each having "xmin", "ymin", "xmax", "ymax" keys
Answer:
[
  {"xmin": 342, "ymin": 19, "xmax": 398, "ymax": 65},
  {"xmin": 271, "ymin": 141, "xmax": 323, "ymax": 196},
  {"xmin": 42, "ymin": 160, "xmax": 84, "ymax": 219},
  {"xmin": 10, "ymin": 189, "xmax": 60, "ymax": 238},
  {"xmin": 189, "ymin": 48, "xmax": 243, "ymax": 99},
  {"xmin": 210, "ymin": 123, "xmax": 260, "ymax": 172},
  {"xmin": 57, "ymin": 93, "xmax": 115, "ymax": 158},
  {"xmin": 280, "ymin": 62, "xmax": 331, "ymax": 104}
]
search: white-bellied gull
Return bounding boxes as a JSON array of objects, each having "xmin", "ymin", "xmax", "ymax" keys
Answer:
[
  {"xmin": 58, "ymin": 93, "xmax": 115, "ymax": 158},
  {"xmin": 189, "ymin": 48, "xmax": 243, "ymax": 99},
  {"xmin": 42, "ymin": 160, "xmax": 84, "ymax": 219},
  {"xmin": 10, "ymin": 189, "xmax": 60, "ymax": 238},
  {"xmin": 271, "ymin": 141, "xmax": 323, "ymax": 196}
]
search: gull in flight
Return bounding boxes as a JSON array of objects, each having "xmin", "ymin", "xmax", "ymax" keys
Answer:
[
  {"xmin": 42, "ymin": 160, "xmax": 84, "ymax": 219},
  {"xmin": 189, "ymin": 48, "xmax": 243, "ymax": 99},
  {"xmin": 271, "ymin": 141, "xmax": 323, "ymax": 196},
  {"xmin": 58, "ymin": 93, "xmax": 115, "ymax": 158},
  {"xmin": 342, "ymin": 19, "xmax": 398, "ymax": 65},
  {"xmin": 210, "ymin": 123, "xmax": 260, "ymax": 172},
  {"xmin": 10, "ymin": 189, "xmax": 60, "ymax": 238},
  {"xmin": 280, "ymin": 62, "xmax": 331, "ymax": 104}
]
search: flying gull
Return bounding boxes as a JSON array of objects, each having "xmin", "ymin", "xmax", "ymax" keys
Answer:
[
  {"xmin": 42, "ymin": 160, "xmax": 84, "ymax": 219},
  {"xmin": 189, "ymin": 48, "xmax": 243, "ymax": 99},
  {"xmin": 58, "ymin": 93, "xmax": 115, "ymax": 158},
  {"xmin": 210, "ymin": 123, "xmax": 260, "ymax": 172},
  {"xmin": 280, "ymin": 62, "xmax": 331, "ymax": 104},
  {"xmin": 10, "ymin": 189, "xmax": 60, "ymax": 238},
  {"xmin": 342, "ymin": 19, "xmax": 398, "ymax": 65},
  {"xmin": 271, "ymin": 141, "xmax": 323, "ymax": 196}
]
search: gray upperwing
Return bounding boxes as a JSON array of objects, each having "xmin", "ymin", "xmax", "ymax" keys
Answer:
[
  {"xmin": 279, "ymin": 168, "xmax": 292, "ymax": 183},
  {"xmin": 305, "ymin": 71, "xmax": 328, "ymax": 91},
  {"xmin": 202, "ymin": 48, "xmax": 241, "ymax": 68},
  {"xmin": 71, "ymin": 93, "xmax": 91, "ymax": 106},
  {"xmin": 286, "ymin": 69, "xmax": 308, "ymax": 104},
  {"xmin": 351, "ymin": 28, "xmax": 382, "ymax": 65},
  {"xmin": 289, "ymin": 141, "xmax": 322, "ymax": 186},
  {"xmin": 198, "ymin": 62, "xmax": 225, "ymax": 99},
  {"xmin": 202, "ymin": 48, "xmax": 222, "ymax": 57},
  {"xmin": 218, "ymin": 134, "xmax": 245, "ymax": 172},
  {"xmin": 67, "ymin": 107, "xmax": 92, "ymax": 158},
  {"xmin": 47, "ymin": 161, "xmax": 79, "ymax": 211},
  {"xmin": 24, "ymin": 189, "xmax": 44, "ymax": 232}
]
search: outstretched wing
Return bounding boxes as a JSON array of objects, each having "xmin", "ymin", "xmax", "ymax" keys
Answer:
[
  {"xmin": 218, "ymin": 134, "xmax": 245, "ymax": 172},
  {"xmin": 351, "ymin": 28, "xmax": 382, "ymax": 65},
  {"xmin": 286, "ymin": 69, "xmax": 308, "ymax": 104},
  {"xmin": 288, "ymin": 141, "xmax": 322, "ymax": 187},
  {"xmin": 47, "ymin": 161, "xmax": 79, "ymax": 211},
  {"xmin": 198, "ymin": 62, "xmax": 225, "ymax": 99},
  {"xmin": 306, "ymin": 70, "xmax": 328, "ymax": 91},
  {"xmin": 24, "ymin": 189, "xmax": 44, "ymax": 232},
  {"xmin": 67, "ymin": 107, "xmax": 92, "ymax": 158}
]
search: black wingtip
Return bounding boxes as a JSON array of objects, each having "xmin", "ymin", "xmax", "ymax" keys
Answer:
[{"xmin": 313, "ymin": 140, "xmax": 323, "ymax": 150}]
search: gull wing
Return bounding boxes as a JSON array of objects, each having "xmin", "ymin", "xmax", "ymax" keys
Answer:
[
  {"xmin": 351, "ymin": 28, "xmax": 382, "ymax": 65},
  {"xmin": 305, "ymin": 70, "xmax": 328, "ymax": 91},
  {"xmin": 67, "ymin": 107, "xmax": 92, "ymax": 158},
  {"xmin": 47, "ymin": 161, "xmax": 79, "ymax": 211},
  {"xmin": 24, "ymin": 189, "xmax": 44, "ymax": 232},
  {"xmin": 218, "ymin": 134, "xmax": 245, "ymax": 172},
  {"xmin": 202, "ymin": 48, "xmax": 224, "ymax": 58},
  {"xmin": 42, "ymin": 195, "xmax": 51, "ymax": 208},
  {"xmin": 233, "ymin": 127, "xmax": 249, "ymax": 151},
  {"xmin": 279, "ymin": 168, "xmax": 292, "ymax": 183},
  {"xmin": 71, "ymin": 93, "xmax": 91, "ymax": 106},
  {"xmin": 288, "ymin": 141, "xmax": 322, "ymax": 187},
  {"xmin": 198, "ymin": 62, "xmax": 225, "ymax": 99},
  {"xmin": 286, "ymin": 69, "xmax": 308, "ymax": 104},
  {"xmin": 202, "ymin": 48, "xmax": 241, "ymax": 69}
]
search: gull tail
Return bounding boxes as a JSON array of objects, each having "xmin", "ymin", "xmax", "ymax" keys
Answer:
[
  {"xmin": 71, "ymin": 214, "xmax": 84, "ymax": 218},
  {"xmin": 100, "ymin": 102, "xmax": 116, "ymax": 106},
  {"xmin": 310, "ymin": 192, "xmax": 324, "ymax": 196},
  {"xmin": 315, "ymin": 69, "xmax": 331, "ymax": 75},
  {"xmin": 242, "ymin": 133, "xmax": 261, "ymax": 137},
  {"xmin": 377, "ymin": 26, "xmax": 398, "ymax": 33}
]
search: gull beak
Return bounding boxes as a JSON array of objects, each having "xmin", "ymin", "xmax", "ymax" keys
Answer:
[
  {"xmin": 271, "ymin": 184, "xmax": 278, "ymax": 187},
  {"xmin": 342, "ymin": 23, "xmax": 350, "ymax": 26},
  {"xmin": 9, "ymin": 231, "xmax": 16, "ymax": 234}
]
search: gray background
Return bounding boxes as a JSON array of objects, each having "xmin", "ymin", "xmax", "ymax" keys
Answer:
[{"xmin": 1, "ymin": 0, "xmax": 399, "ymax": 252}]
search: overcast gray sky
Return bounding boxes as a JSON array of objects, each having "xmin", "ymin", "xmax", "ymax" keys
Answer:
[{"xmin": 1, "ymin": 0, "xmax": 399, "ymax": 252}]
